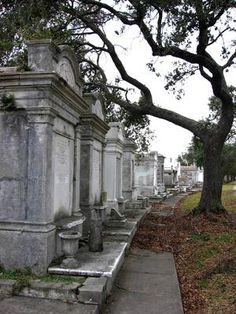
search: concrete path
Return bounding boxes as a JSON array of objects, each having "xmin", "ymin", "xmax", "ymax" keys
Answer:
[
  {"xmin": 102, "ymin": 195, "xmax": 186, "ymax": 314},
  {"xmin": 102, "ymin": 249, "xmax": 184, "ymax": 314}
]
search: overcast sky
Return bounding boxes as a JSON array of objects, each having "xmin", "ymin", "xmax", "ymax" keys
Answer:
[{"xmin": 99, "ymin": 17, "xmax": 235, "ymax": 164}]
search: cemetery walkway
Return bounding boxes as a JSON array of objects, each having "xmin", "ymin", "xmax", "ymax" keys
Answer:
[
  {"xmin": 102, "ymin": 194, "xmax": 185, "ymax": 314},
  {"xmin": 102, "ymin": 248, "xmax": 183, "ymax": 314}
]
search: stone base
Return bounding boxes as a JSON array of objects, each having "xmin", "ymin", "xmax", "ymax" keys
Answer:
[
  {"xmin": 103, "ymin": 222, "xmax": 137, "ymax": 245},
  {"xmin": 0, "ymin": 222, "xmax": 56, "ymax": 275},
  {"xmin": 48, "ymin": 242, "xmax": 127, "ymax": 294}
]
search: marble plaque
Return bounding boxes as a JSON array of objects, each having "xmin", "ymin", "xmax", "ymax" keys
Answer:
[
  {"xmin": 92, "ymin": 149, "xmax": 101, "ymax": 202},
  {"xmin": 53, "ymin": 134, "xmax": 74, "ymax": 219},
  {"xmin": 116, "ymin": 157, "xmax": 121, "ymax": 198},
  {"xmin": 0, "ymin": 113, "xmax": 28, "ymax": 220}
]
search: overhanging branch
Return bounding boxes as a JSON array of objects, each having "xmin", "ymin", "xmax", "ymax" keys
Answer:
[{"xmin": 222, "ymin": 50, "xmax": 236, "ymax": 69}]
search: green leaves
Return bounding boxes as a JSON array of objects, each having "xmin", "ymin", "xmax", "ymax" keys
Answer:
[{"xmin": 1, "ymin": 93, "xmax": 15, "ymax": 110}]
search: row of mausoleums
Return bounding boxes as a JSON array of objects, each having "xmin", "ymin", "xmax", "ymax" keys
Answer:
[{"xmin": 0, "ymin": 40, "xmax": 203, "ymax": 274}]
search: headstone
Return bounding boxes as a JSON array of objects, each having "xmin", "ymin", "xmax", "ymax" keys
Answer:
[{"xmin": 0, "ymin": 39, "xmax": 87, "ymax": 274}]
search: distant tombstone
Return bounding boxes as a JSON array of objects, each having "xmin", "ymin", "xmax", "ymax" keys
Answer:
[
  {"xmin": 103, "ymin": 122, "xmax": 124, "ymax": 210},
  {"xmin": 0, "ymin": 39, "xmax": 87, "ymax": 274}
]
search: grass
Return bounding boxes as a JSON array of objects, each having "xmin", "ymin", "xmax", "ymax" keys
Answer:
[
  {"xmin": 180, "ymin": 181, "xmax": 236, "ymax": 213},
  {"xmin": 0, "ymin": 266, "xmax": 85, "ymax": 288}
]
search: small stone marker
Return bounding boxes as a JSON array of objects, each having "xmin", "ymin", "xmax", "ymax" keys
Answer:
[{"xmin": 89, "ymin": 208, "xmax": 103, "ymax": 252}]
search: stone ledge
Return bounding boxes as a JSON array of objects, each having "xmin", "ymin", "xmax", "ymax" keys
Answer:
[
  {"xmin": 0, "ymin": 279, "xmax": 83, "ymax": 302},
  {"xmin": 0, "ymin": 279, "xmax": 17, "ymax": 297},
  {"xmin": 19, "ymin": 281, "xmax": 81, "ymax": 302},
  {"xmin": 78, "ymin": 284, "xmax": 106, "ymax": 308}
]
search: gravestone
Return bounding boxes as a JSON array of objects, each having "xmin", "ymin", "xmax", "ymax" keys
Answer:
[
  {"xmin": 103, "ymin": 122, "xmax": 124, "ymax": 210},
  {"xmin": 0, "ymin": 39, "xmax": 87, "ymax": 274},
  {"xmin": 80, "ymin": 93, "xmax": 109, "ymax": 233}
]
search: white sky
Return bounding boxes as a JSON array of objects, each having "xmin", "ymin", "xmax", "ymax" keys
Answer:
[{"xmin": 96, "ymin": 16, "xmax": 235, "ymax": 163}]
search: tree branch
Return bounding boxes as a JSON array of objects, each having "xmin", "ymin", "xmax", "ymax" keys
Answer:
[
  {"xmin": 207, "ymin": 27, "xmax": 230, "ymax": 46},
  {"xmin": 77, "ymin": 15, "xmax": 154, "ymax": 106},
  {"xmin": 199, "ymin": 65, "xmax": 212, "ymax": 82},
  {"xmin": 81, "ymin": 57, "xmax": 205, "ymax": 139},
  {"xmin": 156, "ymin": 7, "xmax": 163, "ymax": 46},
  {"xmin": 222, "ymin": 50, "xmax": 236, "ymax": 69},
  {"xmin": 79, "ymin": 41, "xmax": 109, "ymax": 52},
  {"xmin": 80, "ymin": 0, "xmax": 137, "ymax": 25}
]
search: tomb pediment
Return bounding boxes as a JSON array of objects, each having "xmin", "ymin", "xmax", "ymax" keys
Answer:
[
  {"xmin": 84, "ymin": 93, "xmax": 105, "ymax": 121},
  {"xmin": 27, "ymin": 39, "xmax": 83, "ymax": 96}
]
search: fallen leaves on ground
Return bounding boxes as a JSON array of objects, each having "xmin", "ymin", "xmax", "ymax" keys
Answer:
[{"xmin": 131, "ymin": 199, "xmax": 236, "ymax": 314}]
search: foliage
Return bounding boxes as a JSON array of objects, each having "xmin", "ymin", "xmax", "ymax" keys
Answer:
[
  {"xmin": 222, "ymin": 142, "xmax": 236, "ymax": 180},
  {"xmin": 1, "ymin": 93, "xmax": 15, "ymax": 110},
  {"xmin": 177, "ymin": 136, "xmax": 204, "ymax": 167}
]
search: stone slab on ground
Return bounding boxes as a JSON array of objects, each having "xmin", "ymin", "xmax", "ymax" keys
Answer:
[
  {"xmin": 0, "ymin": 296, "xmax": 98, "ymax": 314},
  {"xmin": 48, "ymin": 242, "xmax": 127, "ymax": 278},
  {"xmin": 102, "ymin": 248, "xmax": 184, "ymax": 314}
]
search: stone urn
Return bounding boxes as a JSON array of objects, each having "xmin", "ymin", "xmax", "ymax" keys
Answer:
[{"xmin": 59, "ymin": 231, "xmax": 81, "ymax": 257}]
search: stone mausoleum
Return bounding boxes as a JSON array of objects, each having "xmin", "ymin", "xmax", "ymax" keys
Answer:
[
  {"xmin": 0, "ymin": 39, "xmax": 141, "ymax": 275},
  {"xmin": 0, "ymin": 39, "xmax": 90, "ymax": 274},
  {"xmin": 135, "ymin": 151, "xmax": 165, "ymax": 196}
]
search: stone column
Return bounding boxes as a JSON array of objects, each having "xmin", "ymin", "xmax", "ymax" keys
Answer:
[
  {"xmin": 122, "ymin": 139, "xmax": 137, "ymax": 200},
  {"xmin": 157, "ymin": 154, "xmax": 165, "ymax": 193},
  {"xmin": 80, "ymin": 111, "xmax": 109, "ymax": 234},
  {"xmin": 0, "ymin": 107, "xmax": 56, "ymax": 275},
  {"xmin": 72, "ymin": 124, "xmax": 82, "ymax": 215},
  {"xmin": 103, "ymin": 122, "xmax": 124, "ymax": 209},
  {"xmin": 26, "ymin": 110, "xmax": 55, "ymax": 222}
]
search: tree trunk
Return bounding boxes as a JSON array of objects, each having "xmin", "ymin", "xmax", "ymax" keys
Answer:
[{"xmin": 193, "ymin": 137, "xmax": 227, "ymax": 216}]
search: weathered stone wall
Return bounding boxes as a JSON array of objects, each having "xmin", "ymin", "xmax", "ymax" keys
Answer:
[{"xmin": 0, "ymin": 40, "xmax": 88, "ymax": 274}]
